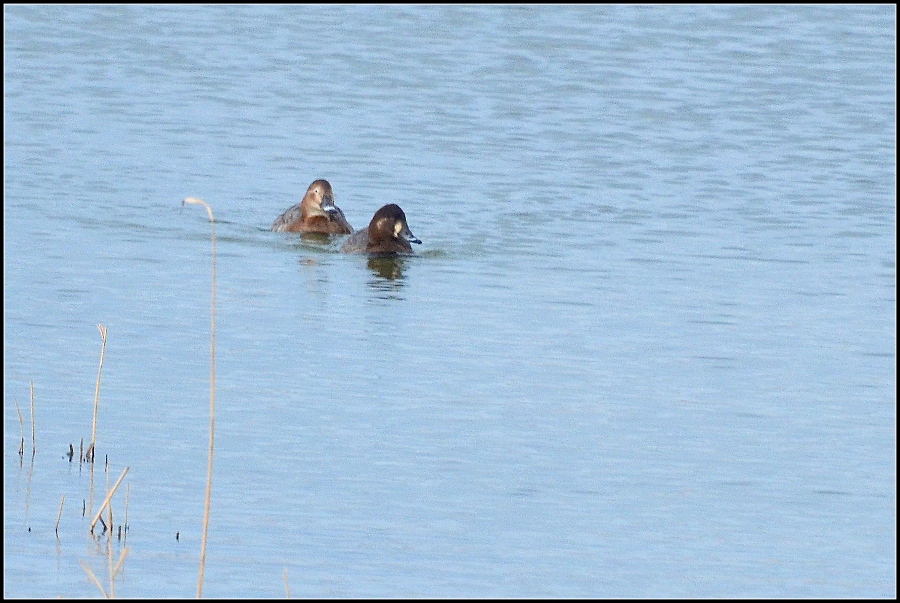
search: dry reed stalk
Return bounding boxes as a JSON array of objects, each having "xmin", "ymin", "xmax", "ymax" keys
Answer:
[
  {"xmin": 113, "ymin": 547, "xmax": 130, "ymax": 576},
  {"xmin": 88, "ymin": 458, "xmax": 96, "ymax": 519},
  {"xmin": 55, "ymin": 495, "xmax": 65, "ymax": 537},
  {"xmin": 284, "ymin": 568, "xmax": 290, "ymax": 598},
  {"xmin": 89, "ymin": 324, "xmax": 108, "ymax": 463},
  {"xmin": 83, "ymin": 486, "xmax": 129, "ymax": 600},
  {"xmin": 107, "ymin": 481, "xmax": 115, "ymax": 598},
  {"xmin": 182, "ymin": 196, "xmax": 218, "ymax": 599},
  {"xmin": 89, "ymin": 466, "xmax": 129, "ymax": 533},
  {"xmin": 123, "ymin": 483, "xmax": 130, "ymax": 544},
  {"xmin": 29, "ymin": 381, "xmax": 35, "ymax": 457},
  {"xmin": 15, "ymin": 398, "xmax": 24, "ymax": 456},
  {"xmin": 81, "ymin": 560, "xmax": 108, "ymax": 598}
]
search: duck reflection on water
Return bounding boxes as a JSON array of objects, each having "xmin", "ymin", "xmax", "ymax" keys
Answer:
[{"xmin": 367, "ymin": 254, "xmax": 407, "ymax": 282}]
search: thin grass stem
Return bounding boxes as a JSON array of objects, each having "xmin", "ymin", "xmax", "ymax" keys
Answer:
[
  {"xmin": 15, "ymin": 397, "xmax": 25, "ymax": 456},
  {"xmin": 55, "ymin": 495, "xmax": 65, "ymax": 538},
  {"xmin": 182, "ymin": 196, "xmax": 217, "ymax": 599},
  {"xmin": 90, "ymin": 324, "xmax": 108, "ymax": 463},
  {"xmin": 29, "ymin": 381, "xmax": 36, "ymax": 457}
]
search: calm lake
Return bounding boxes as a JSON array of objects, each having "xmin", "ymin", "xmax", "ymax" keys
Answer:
[{"xmin": 4, "ymin": 4, "xmax": 896, "ymax": 598}]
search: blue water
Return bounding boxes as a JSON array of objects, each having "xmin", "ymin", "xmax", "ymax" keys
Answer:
[{"xmin": 4, "ymin": 4, "xmax": 896, "ymax": 598}]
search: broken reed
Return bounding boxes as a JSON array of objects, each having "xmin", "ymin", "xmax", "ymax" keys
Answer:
[
  {"xmin": 90, "ymin": 466, "xmax": 129, "ymax": 533},
  {"xmin": 82, "ymin": 465, "xmax": 130, "ymax": 598},
  {"xmin": 182, "ymin": 196, "xmax": 218, "ymax": 599}
]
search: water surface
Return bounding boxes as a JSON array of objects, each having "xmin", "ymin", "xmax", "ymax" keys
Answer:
[{"xmin": 4, "ymin": 4, "xmax": 896, "ymax": 598}]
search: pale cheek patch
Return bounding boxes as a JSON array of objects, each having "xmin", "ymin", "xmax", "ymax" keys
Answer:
[{"xmin": 394, "ymin": 221, "xmax": 403, "ymax": 238}]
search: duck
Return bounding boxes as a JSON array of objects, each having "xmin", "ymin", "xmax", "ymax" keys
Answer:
[
  {"xmin": 271, "ymin": 179, "xmax": 353, "ymax": 234},
  {"xmin": 340, "ymin": 203, "xmax": 421, "ymax": 254}
]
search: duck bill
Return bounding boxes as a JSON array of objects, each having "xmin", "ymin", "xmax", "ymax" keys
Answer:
[{"xmin": 320, "ymin": 196, "xmax": 339, "ymax": 214}]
